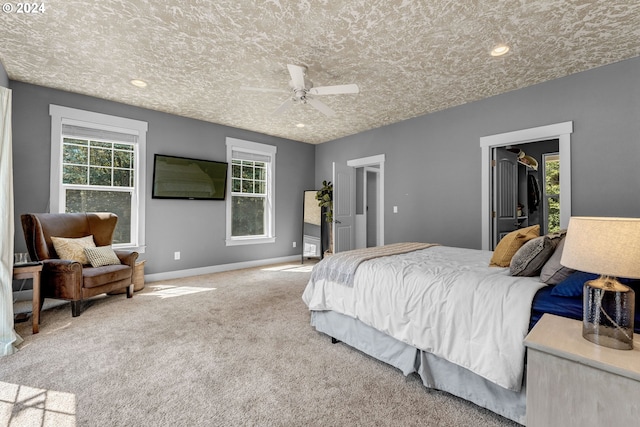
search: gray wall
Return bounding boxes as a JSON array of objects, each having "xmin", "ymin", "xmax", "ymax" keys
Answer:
[
  {"xmin": 11, "ymin": 82, "xmax": 315, "ymax": 274},
  {"xmin": 0, "ymin": 61, "xmax": 8, "ymax": 88},
  {"xmin": 315, "ymin": 56, "xmax": 640, "ymax": 249}
]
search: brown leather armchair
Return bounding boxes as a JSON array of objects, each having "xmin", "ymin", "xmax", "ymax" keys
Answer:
[{"xmin": 21, "ymin": 212, "xmax": 138, "ymax": 317}]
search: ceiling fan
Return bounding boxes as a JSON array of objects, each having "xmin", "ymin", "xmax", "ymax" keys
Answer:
[{"xmin": 242, "ymin": 64, "xmax": 359, "ymax": 117}]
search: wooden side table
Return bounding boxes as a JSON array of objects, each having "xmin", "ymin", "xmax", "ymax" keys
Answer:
[
  {"xmin": 524, "ymin": 314, "xmax": 640, "ymax": 427},
  {"xmin": 13, "ymin": 262, "xmax": 43, "ymax": 334}
]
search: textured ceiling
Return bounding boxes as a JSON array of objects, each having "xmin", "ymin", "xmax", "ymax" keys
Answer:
[{"xmin": 1, "ymin": 1, "xmax": 639, "ymax": 144}]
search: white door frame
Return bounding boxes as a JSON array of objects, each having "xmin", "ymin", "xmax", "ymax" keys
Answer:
[
  {"xmin": 347, "ymin": 154, "xmax": 385, "ymax": 246},
  {"xmin": 480, "ymin": 121, "xmax": 573, "ymax": 250}
]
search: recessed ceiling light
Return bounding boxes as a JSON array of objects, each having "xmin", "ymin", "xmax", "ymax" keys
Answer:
[
  {"xmin": 490, "ymin": 44, "xmax": 510, "ymax": 57},
  {"xmin": 296, "ymin": 123, "xmax": 305, "ymax": 128},
  {"xmin": 130, "ymin": 79, "xmax": 148, "ymax": 88}
]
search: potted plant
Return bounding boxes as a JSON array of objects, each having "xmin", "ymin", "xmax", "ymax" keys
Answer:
[{"xmin": 316, "ymin": 180, "xmax": 333, "ymax": 255}]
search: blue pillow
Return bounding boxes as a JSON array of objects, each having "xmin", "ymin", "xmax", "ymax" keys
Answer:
[
  {"xmin": 550, "ymin": 272, "xmax": 599, "ymax": 297},
  {"xmin": 551, "ymin": 271, "xmax": 639, "ymax": 298}
]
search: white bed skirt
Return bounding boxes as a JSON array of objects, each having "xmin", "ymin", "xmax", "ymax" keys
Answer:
[{"xmin": 310, "ymin": 310, "xmax": 526, "ymax": 425}]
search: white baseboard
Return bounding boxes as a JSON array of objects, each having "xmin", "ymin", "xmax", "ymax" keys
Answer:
[{"xmin": 144, "ymin": 255, "xmax": 302, "ymax": 283}]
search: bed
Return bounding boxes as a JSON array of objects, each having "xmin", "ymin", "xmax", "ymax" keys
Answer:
[{"xmin": 302, "ymin": 239, "xmax": 640, "ymax": 425}]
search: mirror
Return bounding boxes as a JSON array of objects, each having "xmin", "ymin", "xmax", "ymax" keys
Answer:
[{"xmin": 302, "ymin": 190, "xmax": 322, "ymax": 263}]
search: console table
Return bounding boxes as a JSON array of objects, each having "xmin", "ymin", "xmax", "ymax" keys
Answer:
[
  {"xmin": 12, "ymin": 262, "xmax": 43, "ymax": 334},
  {"xmin": 524, "ymin": 314, "xmax": 640, "ymax": 426}
]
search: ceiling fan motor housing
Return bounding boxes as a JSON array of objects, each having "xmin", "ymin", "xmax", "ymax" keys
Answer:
[{"xmin": 289, "ymin": 76, "xmax": 313, "ymax": 101}]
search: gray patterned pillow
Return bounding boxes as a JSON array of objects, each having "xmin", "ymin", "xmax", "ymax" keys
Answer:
[
  {"xmin": 510, "ymin": 235, "xmax": 556, "ymax": 277},
  {"xmin": 84, "ymin": 246, "xmax": 121, "ymax": 268},
  {"xmin": 539, "ymin": 238, "xmax": 575, "ymax": 284}
]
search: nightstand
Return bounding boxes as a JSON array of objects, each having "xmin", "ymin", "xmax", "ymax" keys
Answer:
[{"xmin": 524, "ymin": 314, "xmax": 640, "ymax": 427}]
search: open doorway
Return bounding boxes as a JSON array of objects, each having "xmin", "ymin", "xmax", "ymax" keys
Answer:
[
  {"xmin": 480, "ymin": 121, "xmax": 573, "ymax": 250},
  {"xmin": 355, "ymin": 166, "xmax": 380, "ymax": 248},
  {"xmin": 492, "ymin": 139, "xmax": 559, "ymax": 248},
  {"xmin": 332, "ymin": 154, "xmax": 385, "ymax": 253}
]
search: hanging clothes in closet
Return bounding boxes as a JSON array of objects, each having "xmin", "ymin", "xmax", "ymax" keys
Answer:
[{"xmin": 528, "ymin": 174, "xmax": 540, "ymax": 214}]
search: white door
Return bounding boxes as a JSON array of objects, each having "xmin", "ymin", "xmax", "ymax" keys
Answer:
[{"xmin": 332, "ymin": 161, "xmax": 355, "ymax": 253}]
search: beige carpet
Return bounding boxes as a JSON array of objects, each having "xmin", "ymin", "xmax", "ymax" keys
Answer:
[{"xmin": 2, "ymin": 263, "xmax": 519, "ymax": 427}]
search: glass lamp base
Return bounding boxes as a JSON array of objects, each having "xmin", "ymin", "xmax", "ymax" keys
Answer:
[{"xmin": 583, "ymin": 277, "xmax": 635, "ymax": 350}]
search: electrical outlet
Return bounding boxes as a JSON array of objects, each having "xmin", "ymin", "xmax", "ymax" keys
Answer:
[
  {"xmin": 174, "ymin": 251, "xmax": 180, "ymax": 260},
  {"xmin": 293, "ymin": 242, "xmax": 297, "ymax": 248},
  {"xmin": 393, "ymin": 206, "xmax": 398, "ymax": 213}
]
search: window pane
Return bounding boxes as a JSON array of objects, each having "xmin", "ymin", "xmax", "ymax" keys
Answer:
[
  {"xmin": 232, "ymin": 178, "xmax": 241, "ymax": 192},
  {"xmin": 63, "ymin": 165, "xmax": 88, "ymax": 185},
  {"xmin": 113, "ymin": 169, "xmax": 131, "ymax": 187},
  {"xmin": 90, "ymin": 140, "xmax": 112, "ymax": 149},
  {"xmin": 232, "ymin": 164, "xmax": 241, "ymax": 179},
  {"xmin": 254, "ymin": 167, "xmax": 265, "ymax": 180},
  {"xmin": 547, "ymin": 196, "xmax": 560, "ymax": 233},
  {"xmin": 231, "ymin": 196, "xmax": 265, "ymax": 236},
  {"xmin": 241, "ymin": 180, "xmax": 253, "ymax": 193},
  {"xmin": 65, "ymin": 189, "xmax": 132, "ymax": 244},
  {"xmin": 114, "ymin": 150, "xmax": 132, "ymax": 168},
  {"xmin": 255, "ymin": 181, "xmax": 265, "ymax": 194},
  {"xmin": 89, "ymin": 167, "xmax": 112, "ymax": 186},
  {"xmin": 241, "ymin": 164, "xmax": 253, "ymax": 179},
  {"xmin": 114, "ymin": 143, "xmax": 133, "ymax": 151},
  {"xmin": 90, "ymin": 147, "xmax": 112, "ymax": 167},
  {"xmin": 63, "ymin": 144, "xmax": 88, "ymax": 165},
  {"xmin": 545, "ymin": 158, "xmax": 560, "ymax": 195},
  {"xmin": 544, "ymin": 155, "xmax": 560, "ymax": 234}
]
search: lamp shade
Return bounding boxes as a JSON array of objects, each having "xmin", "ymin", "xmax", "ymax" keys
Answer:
[{"xmin": 560, "ymin": 217, "xmax": 640, "ymax": 279}]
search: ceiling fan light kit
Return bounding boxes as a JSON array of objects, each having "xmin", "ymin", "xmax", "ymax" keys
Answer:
[{"xmin": 243, "ymin": 64, "xmax": 359, "ymax": 117}]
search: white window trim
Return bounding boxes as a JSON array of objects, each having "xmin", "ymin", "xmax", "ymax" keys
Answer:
[
  {"xmin": 49, "ymin": 104, "xmax": 148, "ymax": 252},
  {"xmin": 225, "ymin": 137, "xmax": 276, "ymax": 246}
]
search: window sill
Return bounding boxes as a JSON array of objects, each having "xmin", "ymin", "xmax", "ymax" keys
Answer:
[
  {"xmin": 225, "ymin": 237, "xmax": 275, "ymax": 246},
  {"xmin": 113, "ymin": 244, "xmax": 146, "ymax": 253}
]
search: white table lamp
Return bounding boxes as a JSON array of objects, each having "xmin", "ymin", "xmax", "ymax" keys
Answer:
[{"xmin": 561, "ymin": 217, "xmax": 640, "ymax": 350}]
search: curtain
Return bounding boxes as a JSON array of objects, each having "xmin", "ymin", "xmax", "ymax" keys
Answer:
[{"xmin": 0, "ymin": 86, "xmax": 21, "ymax": 356}]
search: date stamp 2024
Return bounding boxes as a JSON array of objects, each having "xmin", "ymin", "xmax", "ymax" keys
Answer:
[{"xmin": 2, "ymin": 3, "xmax": 46, "ymax": 14}]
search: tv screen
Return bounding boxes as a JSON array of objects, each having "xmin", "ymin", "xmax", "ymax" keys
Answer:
[{"xmin": 152, "ymin": 154, "xmax": 228, "ymax": 200}]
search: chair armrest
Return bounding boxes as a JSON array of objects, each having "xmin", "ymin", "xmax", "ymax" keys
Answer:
[
  {"xmin": 115, "ymin": 251, "xmax": 138, "ymax": 268},
  {"xmin": 41, "ymin": 259, "xmax": 84, "ymax": 299},
  {"xmin": 42, "ymin": 258, "xmax": 83, "ymax": 274}
]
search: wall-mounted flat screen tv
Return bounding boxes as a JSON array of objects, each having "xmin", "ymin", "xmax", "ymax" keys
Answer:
[{"xmin": 152, "ymin": 154, "xmax": 228, "ymax": 200}]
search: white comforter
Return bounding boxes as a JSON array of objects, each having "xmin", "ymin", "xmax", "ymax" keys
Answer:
[{"xmin": 302, "ymin": 245, "xmax": 546, "ymax": 391}]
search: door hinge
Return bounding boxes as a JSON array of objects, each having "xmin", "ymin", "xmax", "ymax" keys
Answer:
[
  {"xmin": 492, "ymin": 211, "xmax": 496, "ymax": 218},
  {"xmin": 491, "ymin": 159, "xmax": 496, "ymax": 167}
]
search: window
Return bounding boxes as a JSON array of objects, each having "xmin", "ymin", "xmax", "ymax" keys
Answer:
[
  {"xmin": 225, "ymin": 137, "xmax": 276, "ymax": 245},
  {"xmin": 49, "ymin": 105, "xmax": 147, "ymax": 250},
  {"xmin": 543, "ymin": 153, "xmax": 560, "ymax": 233}
]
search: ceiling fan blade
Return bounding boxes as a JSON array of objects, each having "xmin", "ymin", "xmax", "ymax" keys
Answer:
[
  {"xmin": 306, "ymin": 98, "xmax": 336, "ymax": 117},
  {"xmin": 308, "ymin": 84, "xmax": 359, "ymax": 96},
  {"xmin": 240, "ymin": 86, "xmax": 288, "ymax": 94},
  {"xmin": 273, "ymin": 98, "xmax": 295, "ymax": 115},
  {"xmin": 287, "ymin": 64, "xmax": 307, "ymax": 89}
]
